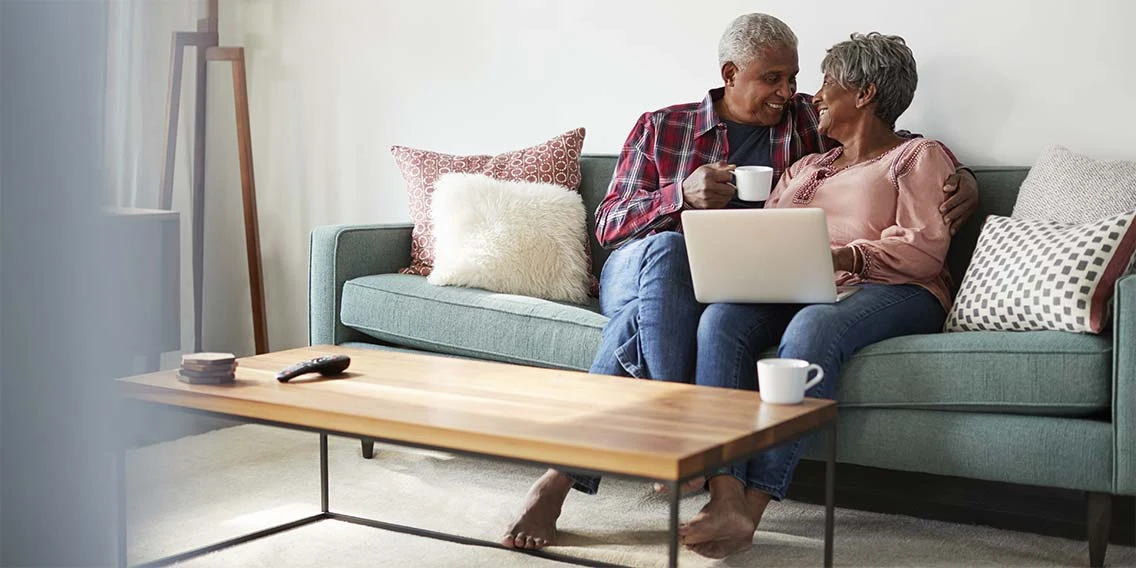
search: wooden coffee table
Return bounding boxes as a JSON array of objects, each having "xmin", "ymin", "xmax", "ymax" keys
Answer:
[{"xmin": 117, "ymin": 345, "xmax": 837, "ymax": 568}]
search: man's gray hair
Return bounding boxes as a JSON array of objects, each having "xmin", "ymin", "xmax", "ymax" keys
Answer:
[
  {"xmin": 718, "ymin": 13, "xmax": 798, "ymax": 69},
  {"xmin": 821, "ymin": 32, "xmax": 918, "ymax": 128}
]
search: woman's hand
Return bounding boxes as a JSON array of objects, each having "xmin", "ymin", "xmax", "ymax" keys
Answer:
[{"xmin": 830, "ymin": 246, "xmax": 858, "ymax": 273}]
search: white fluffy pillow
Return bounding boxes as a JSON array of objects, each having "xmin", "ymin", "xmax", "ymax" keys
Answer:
[{"xmin": 427, "ymin": 173, "xmax": 591, "ymax": 304}]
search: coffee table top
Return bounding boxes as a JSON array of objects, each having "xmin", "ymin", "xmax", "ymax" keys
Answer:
[{"xmin": 118, "ymin": 345, "xmax": 836, "ymax": 481}]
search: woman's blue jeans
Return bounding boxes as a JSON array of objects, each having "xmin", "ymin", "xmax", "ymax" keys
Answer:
[
  {"xmin": 696, "ymin": 282, "xmax": 945, "ymax": 499},
  {"xmin": 568, "ymin": 232, "xmax": 945, "ymax": 499}
]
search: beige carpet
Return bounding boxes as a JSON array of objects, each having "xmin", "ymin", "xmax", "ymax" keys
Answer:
[{"xmin": 125, "ymin": 424, "xmax": 1135, "ymax": 567}]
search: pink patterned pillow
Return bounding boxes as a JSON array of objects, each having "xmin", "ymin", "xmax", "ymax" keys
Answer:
[{"xmin": 391, "ymin": 128, "xmax": 598, "ymax": 295}]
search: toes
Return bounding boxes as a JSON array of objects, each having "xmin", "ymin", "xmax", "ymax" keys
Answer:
[
  {"xmin": 500, "ymin": 533, "xmax": 517, "ymax": 549},
  {"xmin": 513, "ymin": 532, "xmax": 549, "ymax": 550},
  {"xmin": 689, "ymin": 538, "xmax": 752, "ymax": 559},
  {"xmin": 686, "ymin": 540, "xmax": 722, "ymax": 558}
]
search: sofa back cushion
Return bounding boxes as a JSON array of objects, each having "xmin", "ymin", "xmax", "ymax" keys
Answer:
[{"xmin": 577, "ymin": 155, "xmax": 1030, "ymax": 288}]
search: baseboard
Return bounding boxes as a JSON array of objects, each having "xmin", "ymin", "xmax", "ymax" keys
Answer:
[{"xmin": 789, "ymin": 460, "xmax": 1134, "ymax": 547}]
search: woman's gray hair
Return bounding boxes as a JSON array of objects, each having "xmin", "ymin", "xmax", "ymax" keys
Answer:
[
  {"xmin": 718, "ymin": 13, "xmax": 797, "ymax": 69},
  {"xmin": 821, "ymin": 32, "xmax": 917, "ymax": 128}
]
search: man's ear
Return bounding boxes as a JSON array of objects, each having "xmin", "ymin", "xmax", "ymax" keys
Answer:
[
  {"xmin": 722, "ymin": 62, "xmax": 739, "ymax": 87},
  {"xmin": 856, "ymin": 83, "xmax": 878, "ymax": 109}
]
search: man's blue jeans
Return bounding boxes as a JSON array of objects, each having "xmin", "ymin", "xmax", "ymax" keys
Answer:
[
  {"xmin": 696, "ymin": 283, "xmax": 946, "ymax": 499},
  {"xmin": 570, "ymin": 232, "xmax": 703, "ymax": 494}
]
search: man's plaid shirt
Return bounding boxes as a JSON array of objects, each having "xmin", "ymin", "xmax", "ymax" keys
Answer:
[{"xmin": 594, "ymin": 88, "xmax": 832, "ymax": 249}]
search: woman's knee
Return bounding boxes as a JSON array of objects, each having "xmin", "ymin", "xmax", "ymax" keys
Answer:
[
  {"xmin": 780, "ymin": 305, "xmax": 841, "ymax": 352},
  {"xmin": 696, "ymin": 304, "xmax": 740, "ymax": 346}
]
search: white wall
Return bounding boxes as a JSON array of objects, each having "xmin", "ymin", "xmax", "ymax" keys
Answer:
[{"xmin": 201, "ymin": 0, "xmax": 1136, "ymax": 355}]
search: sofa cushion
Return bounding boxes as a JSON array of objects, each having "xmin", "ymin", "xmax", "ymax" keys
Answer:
[
  {"xmin": 834, "ymin": 330, "xmax": 1112, "ymax": 416},
  {"xmin": 340, "ymin": 274, "xmax": 604, "ymax": 371}
]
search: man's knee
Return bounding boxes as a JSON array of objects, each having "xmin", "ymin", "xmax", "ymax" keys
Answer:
[
  {"xmin": 639, "ymin": 232, "xmax": 689, "ymax": 276},
  {"xmin": 643, "ymin": 231, "xmax": 686, "ymax": 252},
  {"xmin": 642, "ymin": 231, "xmax": 687, "ymax": 262}
]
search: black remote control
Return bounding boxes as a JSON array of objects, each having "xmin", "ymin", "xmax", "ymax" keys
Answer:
[{"xmin": 276, "ymin": 354, "xmax": 351, "ymax": 382}]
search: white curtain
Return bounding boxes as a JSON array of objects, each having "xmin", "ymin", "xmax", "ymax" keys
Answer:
[{"xmin": 104, "ymin": 0, "xmax": 202, "ymax": 365}]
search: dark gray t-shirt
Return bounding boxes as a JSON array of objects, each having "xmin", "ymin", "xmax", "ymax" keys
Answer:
[{"xmin": 724, "ymin": 119, "xmax": 772, "ymax": 209}]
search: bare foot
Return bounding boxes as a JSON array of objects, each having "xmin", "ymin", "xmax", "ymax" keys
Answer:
[
  {"xmin": 501, "ymin": 469, "xmax": 574, "ymax": 550},
  {"xmin": 679, "ymin": 476, "xmax": 772, "ymax": 558},
  {"xmin": 652, "ymin": 477, "xmax": 705, "ymax": 495},
  {"xmin": 687, "ymin": 537, "xmax": 753, "ymax": 558}
]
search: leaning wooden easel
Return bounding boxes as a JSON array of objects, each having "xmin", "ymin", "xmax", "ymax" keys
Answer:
[{"xmin": 159, "ymin": 0, "xmax": 268, "ymax": 355}]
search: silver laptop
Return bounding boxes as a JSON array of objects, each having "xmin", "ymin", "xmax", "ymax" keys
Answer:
[{"xmin": 682, "ymin": 208, "xmax": 853, "ymax": 304}]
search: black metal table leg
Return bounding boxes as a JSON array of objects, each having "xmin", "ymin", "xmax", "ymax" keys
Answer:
[
  {"xmin": 320, "ymin": 433, "xmax": 329, "ymax": 513},
  {"xmin": 825, "ymin": 422, "xmax": 837, "ymax": 568}
]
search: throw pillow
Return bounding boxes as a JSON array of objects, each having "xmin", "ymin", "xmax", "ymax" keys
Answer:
[
  {"xmin": 945, "ymin": 210, "xmax": 1136, "ymax": 334},
  {"xmin": 390, "ymin": 128, "xmax": 596, "ymax": 294},
  {"xmin": 428, "ymin": 173, "xmax": 591, "ymax": 304},
  {"xmin": 1011, "ymin": 145, "xmax": 1136, "ymax": 224}
]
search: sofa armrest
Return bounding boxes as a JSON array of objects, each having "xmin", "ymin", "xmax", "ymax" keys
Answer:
[
  {"xmin": 309, "ymin": 223, "xmax": 413, "ymax": 346},
  {"xmin": 1114, "ymin": 272, "xmax": 1136, "ymax": 495}
]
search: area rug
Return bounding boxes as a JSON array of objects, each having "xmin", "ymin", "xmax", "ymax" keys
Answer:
[{"xmin": 125, "ymin": 424, "xmax": 1135, "ymax": 567}]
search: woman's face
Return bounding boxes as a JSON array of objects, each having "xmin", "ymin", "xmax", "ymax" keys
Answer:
[
  {"xmin": 721, "ymin": 46, "xmax": 799, "ymax": 127},
  {"xmin": 812, "ymin": 73, "xmax": 862, "ymax": 138}
]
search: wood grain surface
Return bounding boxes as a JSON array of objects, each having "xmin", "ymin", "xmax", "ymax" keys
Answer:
[{"xmin": 118, "ymin": 346, "xmax": 836, "ymax": 480}]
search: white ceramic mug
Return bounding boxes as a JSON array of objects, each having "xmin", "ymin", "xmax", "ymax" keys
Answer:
[
  {"xmin": 757, "ymin": 358, "xmax": 825, "ymax": 404},
  {"xmin": 734, "ymin": 165, "xmax": 774, "ymax": 201}
]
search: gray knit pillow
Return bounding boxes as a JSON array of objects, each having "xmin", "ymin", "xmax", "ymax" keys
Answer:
[{"xmin": 1012, "ymin": 145, "xmax": 1136, "ymax": 224}]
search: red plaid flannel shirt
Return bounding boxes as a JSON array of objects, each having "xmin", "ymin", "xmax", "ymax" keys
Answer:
[{"xmin": 594, "ymin": 88, "xmax": 834, "ymax": 249}]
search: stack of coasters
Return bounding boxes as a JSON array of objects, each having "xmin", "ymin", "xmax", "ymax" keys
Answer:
[{"xmin": 178, "ymin": 352, "xmax": 237, "ymax": 384}]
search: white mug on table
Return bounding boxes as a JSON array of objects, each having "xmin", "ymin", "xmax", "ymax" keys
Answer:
[{"xmin": 757, "ymin": 358, "xmax": 824, "ymax": 404}]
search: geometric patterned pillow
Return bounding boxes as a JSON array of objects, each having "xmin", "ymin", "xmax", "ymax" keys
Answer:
[
  {"xmin": 390, "ymin": 128, "xmax": 593, "ymax": 293},
  {"xmin": 945, "ymin": 210, "xmax": 1136, "ymax": 334}
]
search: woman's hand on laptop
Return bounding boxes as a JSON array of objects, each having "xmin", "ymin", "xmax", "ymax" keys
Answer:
[
  {"xmin": 682, "ymin": 162, "xmax": 737, "ymax": 209},
  {"xmin": 830, "ymin": 246, "xmax": 858, "ymax": 273}
]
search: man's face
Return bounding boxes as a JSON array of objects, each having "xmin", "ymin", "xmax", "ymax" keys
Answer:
[{"xmin": 721, "ymin": 46, "xmax": 799, "ymax": 127}]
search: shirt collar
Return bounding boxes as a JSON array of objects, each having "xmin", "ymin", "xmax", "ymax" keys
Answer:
[
  {"xmin": 696, "ymin": 87, "xmax": 796, "ymax": 137},
  {"xmin": 694, "ymin": 88, "xmax": 724, "ymax": 137}
]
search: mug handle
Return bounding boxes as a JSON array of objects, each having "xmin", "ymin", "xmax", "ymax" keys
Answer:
[{"xmin": 803, "ymin": 364, "xmax": 825, "ymax": 391}]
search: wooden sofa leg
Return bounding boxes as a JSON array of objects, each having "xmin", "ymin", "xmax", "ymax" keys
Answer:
[
  {"xmin": 361, "ymin": 438, "xmax": 375, "ymax": 459},
  {"xmin": 1087, "ymin": 492, "xmax": 1111, "ymax": 567}
]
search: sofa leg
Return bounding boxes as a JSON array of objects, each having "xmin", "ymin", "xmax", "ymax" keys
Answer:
[
  {"xmin": 361, "ymin": 438, "xmax": 375, "ymax": 459},
  {"xmin": 1087, "ymin": 492, "xmax": 1111, "ymax": 567}
]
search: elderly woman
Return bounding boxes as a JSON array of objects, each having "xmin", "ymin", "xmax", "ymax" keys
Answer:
[{"xmin": 679, "ymin": 33, "xmax": 955, "ymax": 558}]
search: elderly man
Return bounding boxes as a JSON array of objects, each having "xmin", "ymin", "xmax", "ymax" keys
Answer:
[{"xmin": 501, "ymin": 13, "xmax": 978, "ymax": 553}]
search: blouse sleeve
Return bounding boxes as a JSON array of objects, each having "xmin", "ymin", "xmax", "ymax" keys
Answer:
[{"xmin": 849, "ymin": 140, "xmax": 954, "ymax": 282}]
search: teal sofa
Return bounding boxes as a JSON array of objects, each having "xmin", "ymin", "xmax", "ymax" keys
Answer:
[{"xmin": 310, "ymin": 155, "xmax": 1133, "ymax": 566}]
